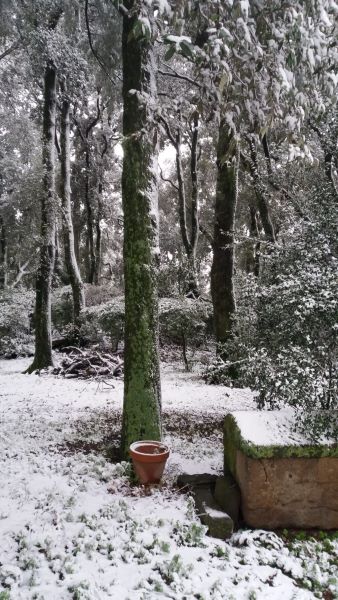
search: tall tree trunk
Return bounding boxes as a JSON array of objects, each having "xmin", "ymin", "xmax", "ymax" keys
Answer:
[
  {"xmin": 72, "ymin": 189, "xmax": 81, "ymax": 264},
  {"xmin": 187, "ymin": 110, "xmax": 200, "ymax": 297},
  {"xmin": 162, "ymin": 112, "xmax": 200, "ymax": 297},
  {"xmin": 93, "ymin": 181, "xmax": 103, "ymax": 286},
  {"xmin": 60, "ymin": 98, "xmax": 85, "ymax": 323},
  {"xmin": 211, "ymin": 121, "xmax": 238, "ymax": 355},
  {"xmin": 120, "ymin": 1, "xmax": 161, "ymax": 458},
  {"xmin": 0, "ymin": 214, "xmax": 8, "ymax": 289},
  {"xmin": 84, "ymin": 146, "xmax": 96, "ymax": 283},
  {"xmin": 26, "ymin": 63, "xmax": 57, "ymax": 372}
]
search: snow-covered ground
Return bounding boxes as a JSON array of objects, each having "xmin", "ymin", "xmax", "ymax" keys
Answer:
[{"xmin": 0, "ymin": 358, "xmax": 337, "ymax": 600}]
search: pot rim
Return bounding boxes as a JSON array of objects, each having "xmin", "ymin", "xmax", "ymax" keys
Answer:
[{"xmin": 129, "ymin": 440, "xmax": 170, "ymax": 458}]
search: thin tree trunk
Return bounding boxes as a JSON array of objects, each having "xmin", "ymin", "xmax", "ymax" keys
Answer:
[
  {"xmin": 85, "ymin": 145, "xmax": 96, "ymax": 283},
  {"xmin": 94, "ymin": 181, "xmax": 103, "ymax": 286},
  {"xmin": 211, "ymin": 120, "xmax": 238, "ymax": 354},
  {"xmin": 120, "ymin": 1, "xmax": 161, "ymax": 458},
  {"xmin": 248, "ymin": 136, "xmax": 276, "ymax": 244},
  {"xmin": 187, "ymin": 110, "xmax": 200, "ymax": 297},
  {"xmin": 0, "ymin": 214, "xmax": 8, "ymax": 289},
  {"xmin": 53, "ymin": 225, "xmax": 68, "ymax": 284},
  {"xmin": 72, "ymin": 189, "xmax": 81, "ymax": 263},
  {"xmin": 249, "ymin": 205, "xmax": 260, "ymax": 277},
  {"xmin": 162, "ymin": 113, "xmax": 200, "ymax": 297},
  {"xmin": 71, "ymin": 146, "xmax": 82, "ymax": 265},
  {"xmin": 60, "ymin": 97, "xmax": 85, "ymax": 323},
  {"xmin": 26, "ymin": 63, "xmax": 57, "ymax": 372}
]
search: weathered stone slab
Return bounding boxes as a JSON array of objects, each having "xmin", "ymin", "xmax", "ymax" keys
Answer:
[
  {"xmin": 176, "ymin": 473, "xmax": 234, "ymax": 538},
  {"xmin": 193, "ymin": 485, "xmax": 233, "ymax": 539},
  {"xmin": 214, "ymin": 474, "xmax": 240, "ymax": 526},
  {"xmin": 177, "ymin": 473, "xmax": 218, "ymax": 488},
  {"xmin": 224, "ymin": 411, "xmax": 338, "ymax": 530}
]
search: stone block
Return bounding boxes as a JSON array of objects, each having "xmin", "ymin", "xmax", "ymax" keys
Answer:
[
  {"xmin": 193, "ymin": 485, "xmax": 233, "ymax": 539},
  {"xmin": 177, "ymin": 473, "xmax": 218, "ymax": 489},
  {"xmin": 214, "ymin": 474, "xmax": 241, "ymax": 525},
  {"xmin": 224, "ymin": 411, "xmax": 338, "ymax": 530}
]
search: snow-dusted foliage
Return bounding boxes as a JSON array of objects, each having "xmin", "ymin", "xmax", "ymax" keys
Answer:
[
  {"xmin": 206, "ymin": 174, "xmax": 338, "ymax": 437},
  {"xmin": 0, "ymin": 290, "xmax": 34, "ymax": 357},
  {"xmin": 81, "ymin": 297, "xmax": 212, "ymax": 351},
  {"xmin": 165, "ymin": 1, "xmax": 338, "ymax": 142}
]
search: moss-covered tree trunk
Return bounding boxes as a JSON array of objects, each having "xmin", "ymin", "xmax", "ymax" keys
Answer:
[
  {"xmin": 211, "ymin": 120, "xmax": 238, "ymax": 354},
  {"xmin": 60, "ymin": 97, "xmax": 85, "ymax": 324},
  {"xmin": 120, "ymin": 1, "xmax": 161, "ymax": 458},
  {"xmin": 26, "ymin": 63, "xmax": 57, "ymax": 372}
]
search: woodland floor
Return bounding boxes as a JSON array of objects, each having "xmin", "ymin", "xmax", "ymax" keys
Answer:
[{"xmin": 0, "ymin": 357, "xmax": 337, "ymax": 600}]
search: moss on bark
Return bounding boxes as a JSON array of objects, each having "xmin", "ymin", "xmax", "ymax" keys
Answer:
[
  {"xmin": 120, "ymin": 2, "xmax": 161, "ymax": 458},
  {"xmin": 26, "ymin": 63, "xmax": 57, "ymax": 373},
  {"xmin": 211, "ymin": 121, "xmax": 238, "ymax": 356}
]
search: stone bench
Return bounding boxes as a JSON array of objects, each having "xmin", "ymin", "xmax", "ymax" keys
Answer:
[{"xmin": 224, "ymin": 411, "xmax": 338, "ymax": 530}]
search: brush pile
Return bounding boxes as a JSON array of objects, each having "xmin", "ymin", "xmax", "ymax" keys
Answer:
[{"xmin": 54, "ymin": 346, "xmax": 123, "ymax": 379}]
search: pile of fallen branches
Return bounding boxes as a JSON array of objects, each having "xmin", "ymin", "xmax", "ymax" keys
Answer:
[{"xmin": 54, "ymin": 346, "xmax": 123, "ymax": 379}]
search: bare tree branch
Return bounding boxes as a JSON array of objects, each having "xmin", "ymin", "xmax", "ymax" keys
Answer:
[
  {"xmin": 158, "ymin": 115, "xmax": 177, "ymax": 147},
  {"xmin": 85, "ymin": 0, "xmax": 119, "ymax": 84},
  {"xmin": 158, "ymin": 68, "xmax": 202, "ymax": 89},
  {"xmin": 0, "ymin": 40, "xmax": 20, "ymax": 61},
  {"xmin": 159, "ymin": 165, "xmax": 179, "ymax": 191}
]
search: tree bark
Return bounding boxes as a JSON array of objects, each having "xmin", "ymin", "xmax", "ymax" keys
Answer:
[
  {"xmin": 248, "ymin": 205, "xmax": 261, "ymax": 277},
  {"xmin": 26, "ymin": 63, "xmax": 57, "ymax": 372},
  {"xmin": 248, "ymin": 136, "xmax": 276, "ymax": 244},
  {"xmin": 211, "ymin": 120, "xmax": 238, "ymax": 353},
  {"xmin": 161, "ymin": 112, "xmax": 200, "ymax": 297},
  {"xmin": 60, "ymin": 97, "xmax": 85, "ymax": 324},
  {"xmin": 0, "ymin": 214, "xmax": 8, "ymax": 289},
  {"xmin": 93, "ymin": 180, "xmax": 103, "ymax": 286},
  {"xmin": 120, "ymin": 1, "xmax": 161, "ymax": 458},
  {"xmin": 187, "ymin": 110, "xmax": 200, "ymax": 297},
  {"xmin": 84, "ymin": 145, "xmax": 96, "ymax": 283}
]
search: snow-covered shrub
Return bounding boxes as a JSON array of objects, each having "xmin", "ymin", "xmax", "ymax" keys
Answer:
[
  {"xmin": 245, "ymin": 228, "xmax": 338, "ymax": 437},
  {"xmin": 80, "ymin": 296, "xmax": 125, "ymax": 350},
  {"xmin": 52, "ymin": 286, "xmax": 73, "ymax": 330},
  {"xmin": 80, "ymin": 297, "xmax": 213, "ymax": 353},
  {"xmin": 203, "ymin": 271, "xmax": 258, "ymax": 385},
  {"xmin": 84, "ymin": 284, "xmax": 116, "ymax": 307},
  {"xmin": 0, "ymin": 289, "xmax": 35, "ymax": 357},
  {"xmin": 208, "ymin": 181, "xmax": 338, "ymax": 437},
  {"xmin": 52, "ymin": 284, "xmax": 117, "ymax": 331},
  {"xmin": 159, "ymin": 297, "xmax": 212, "ymax": 347}
]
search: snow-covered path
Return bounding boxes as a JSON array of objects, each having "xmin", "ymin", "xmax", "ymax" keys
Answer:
[{"xmin": 0, "ymin": 359, "xmax": 335, "ymax": 599}]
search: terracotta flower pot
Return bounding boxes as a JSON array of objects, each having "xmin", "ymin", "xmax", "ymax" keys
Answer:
[{"xmin": 129, "ymin": 440, "xmax": 170, "ymax": 484}]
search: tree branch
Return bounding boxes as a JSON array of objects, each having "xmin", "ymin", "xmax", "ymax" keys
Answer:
[
  {"xmin": 85, "ymin": 0, "xmax": 119, "ymax": 84},
  {"xmin": 159, "ymin": 115, "xmax": 177, "ymax": 147},
  {"xmin": 0, "ymin": 40, "xmax": 20, "ymax": 62},
  {"xmin": 199, "ymin": 224, "xmax": 214, "ymax": 249},
  {"xmin": 159, "ymin": 165, "xmax": 179, "ymax": 191},
  {"xmin": 158, "ymin": 68, "xmax": 202, "ymax": 89}
]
